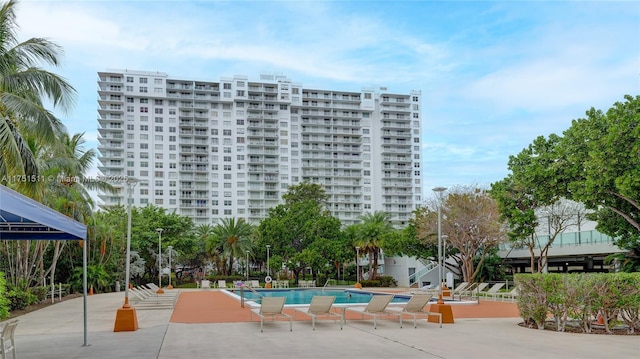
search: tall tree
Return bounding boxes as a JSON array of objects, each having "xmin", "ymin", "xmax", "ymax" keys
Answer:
[
  {"xmin": 352, "ymin": 211, "xmax": 394, "ymax": 280},
  {"xmin": 0, "ymin": 0, "xmax": 76, "ymax": 179},
  {"xmin": 208, "ymin": 218, "xmax": 254, "ymax": 276},
  {"xmin": 560, "ymin": 95, "xmax": 640, "ymax": 258},
  {"xmin": 414, "ymin": 186, "xmax": 506, "ymax": 283},
  {"xmin": 492, "ymin": 95, "xmax": 640, "ymax": 272},
  {"xmin": 257, "ymin": 182, "xmax": 341, "ymax": 284}
]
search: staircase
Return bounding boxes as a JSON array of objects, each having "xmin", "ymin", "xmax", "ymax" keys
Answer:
[{"xmin": 408, "ymin": 259, "xmax": 438, "ymax": 288}]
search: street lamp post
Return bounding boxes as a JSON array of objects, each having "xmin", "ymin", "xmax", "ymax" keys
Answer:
[
  {"xmin": 355, "ymin": 246, "xmax": 360, "ymax": 285},
  {"xmin": 114, "ymin": 177, "xmax": 139, "ymax": 332},
  {"xmin": 167, "ymin": 245, "xmax": 173, "ymax": 290},
  {"xmin": 266, "ymin": 245, "xmax": 271, "ymax": 276},
  {"xmin": 246, "ymin": 250, "xmax": 250, "ymax": 282},
  {"xmin": 433, "ymin": 186, "xmax": 447, "ymax": 304},
  {"xmin": 156, "ymin": 228, "xmax": 164, "ymax": 294}
]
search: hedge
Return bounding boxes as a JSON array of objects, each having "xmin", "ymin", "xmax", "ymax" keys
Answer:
[{"xmin": 515, "ymin": 273, "xmax": 640, "ymax": 334}]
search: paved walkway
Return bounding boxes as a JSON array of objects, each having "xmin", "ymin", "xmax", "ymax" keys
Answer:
[{"xmin": 3, "ymin": 289, "xmax": 639, "ymax": 359}]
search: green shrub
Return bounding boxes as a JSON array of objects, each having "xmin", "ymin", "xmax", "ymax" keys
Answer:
[
  {"xmin": 378, "ymin": 276, "xmax": 397, "ymax": 287},
  {"xmin": 515, "ymin": 272, "xmax": 640, "ymax": 333},
  {"xmin": 0, "ymin": 272, "xmax": 10, "ymax": 320},
  {"xmin": 7, "ymin": 289, "xmax": 36, "ymax": 311},
  {"xmin": 29, "ymin": 286, "xmax": 48, "ymax": 302},
  {"xmin": 360, "ymin": 279, "xmax": 380, "ymax": 287}
]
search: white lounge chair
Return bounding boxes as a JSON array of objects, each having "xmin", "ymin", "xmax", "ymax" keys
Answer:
[
  {"xmin": 480, "ymin": 283, "xmax": 505, "ymax": 299},
  {"xmin": 386, "ymin": 294, "xmax": 442, "ymax": 328},
  {"xmin": 294, "ymin": 296, "xmax": 342, "ymax": 330},
  {"xmin": 0, "ymin": 319, "xmax": 18, "ymax": 359},
  {"xmin": 250, "ymin": 296, "xmax": 293, "ymax": 332},
  {"xmin": 460, "ymin": 282, "xmax": 490, "ymax": 297},
  {"xmin": 201, "ymin": 280, "xmax": 211, "ymax": 289},
  {"xmin": 146, "ymin": 283, "xmax": 178, "ymax": 296},
  {"xmin": 217, "ymin": 280, "xmax": 227, "ymax": 289},
  {"xmin": 344, "ymin": 294, "xmax": 396, "ymax": 329}
]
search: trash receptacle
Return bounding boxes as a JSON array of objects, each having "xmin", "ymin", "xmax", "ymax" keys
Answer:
[{"xmin": 115, "ymin": 280, "xmax": 121, "ymax": 292}]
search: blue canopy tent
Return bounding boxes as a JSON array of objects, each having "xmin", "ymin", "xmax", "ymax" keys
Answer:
[{"xmin": 0, "ymin": 184, "xmax": 89, "ymax": 346}]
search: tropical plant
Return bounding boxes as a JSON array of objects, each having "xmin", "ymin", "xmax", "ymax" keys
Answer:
[
  {"xmin": 352, "ymin": 211, "xmax": 394, "ymax": 280},
  {"xmin": 208, "ymin": 218, "xmax": 254, "ymax": 276},
  {"xmin": 0, "ymin": 0, "xmax": 76, "ymax": 180}
]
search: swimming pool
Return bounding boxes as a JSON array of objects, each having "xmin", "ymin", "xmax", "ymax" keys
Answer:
[{"xmin": 226, "ymin": 288, "xmax": 412, "ymax": 306}]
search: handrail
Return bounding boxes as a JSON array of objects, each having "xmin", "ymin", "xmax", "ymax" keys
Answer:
[
  {"xmin": 323, "ymin": 278, "xmax": 337, "ymax": 291},
  {"xmin": 408, "ymin": 260, "xmax": 437, "ymax": 286},
  {"xmin": 245, "ymin": 284, "xmax": 264, "ymax": 298}
]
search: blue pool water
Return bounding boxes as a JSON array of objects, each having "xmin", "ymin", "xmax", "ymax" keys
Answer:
[{"xmin": 229, "ymin": 288, "xmax": 411, "ymax": 305}]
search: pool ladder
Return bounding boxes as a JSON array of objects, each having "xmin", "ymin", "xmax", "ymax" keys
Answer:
[{"xmin": 322, "ymin": 278, "xmax": 337, "ymax": 291}]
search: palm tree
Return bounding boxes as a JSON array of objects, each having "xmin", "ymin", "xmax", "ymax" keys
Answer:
[
  {"xmin": 355, "ymin": 211, "xmax": 394, "ymax": 280},
  {"xmin": 209, "ymin": 218, "xmax": 254, "ymax": 276},
  {"xmin": 198, "ymin": 223, "xmax": 225, "ymax": 275},
  {"xmin": 0, "ymin": 0, "xmax": 76, "ymax": 179}
]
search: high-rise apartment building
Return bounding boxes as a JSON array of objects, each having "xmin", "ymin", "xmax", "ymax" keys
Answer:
[{"xmin": 97, "ymin": 70, "xmax": 422, "ymax": 227}]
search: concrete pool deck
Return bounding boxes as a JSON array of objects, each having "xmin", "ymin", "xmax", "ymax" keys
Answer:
[{"xmin": 5, "ymin": 289, "xmax": 640, "ymax": 359}]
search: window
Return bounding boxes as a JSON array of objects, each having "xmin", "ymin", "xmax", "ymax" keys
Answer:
[
  {"xmin": 126, "ymin": 76, "xmax": 134, "ymax": 83},
  {"xmin": 155, "ymin": 126, "xmax": 163, "ymax": 132},
  {"xmin": 139, "ymin": 78, "xmax": 148, "ymax": 84},
  {"xmin": 140, "ymin": 143, "xmax": 148, "ymax": 149},
  {"xmin": 155, "ymin": 108, "xmax": 163, "ymax": 114},
  {"xmin": 155, "ymin": 117, "xmax": 163, "ymax": 123},
  {"xmin": 155, "ymin": 99, "xmax": 163, "ymax": 105},
  {"xmin": 126, "ymin": 86, "xmax": 133, "ymax": 92},
  {"xmin": 223, "ymin": 83, "xmax": 231, "ymax": 90},
  {"xmin": 140, "ymin": 107, "xmax": 148, "ymax": 113},
  {"xmin": 236, "ymin": 90, "xmax": 245, "ymax": 96},
  {"xmin": 127, "ymin": 106, "xmax": 134, "ymax": 112},
  {"xmin": 223, "ymin": 129, "xmax": 231, "ymax": 136},
  {"xmin": 139, "ymin": 87, "xmax": 148, "ymax": 93}
]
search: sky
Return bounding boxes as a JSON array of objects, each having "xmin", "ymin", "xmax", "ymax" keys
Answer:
[{"xmin": 17, "ymin": 0, "xmax": 640, "ymax": 200}]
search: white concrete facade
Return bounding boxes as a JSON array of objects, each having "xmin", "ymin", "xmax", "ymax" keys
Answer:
[{"xmin": 97, "ymin": 70, "xmax": 422, "ymax": 227}]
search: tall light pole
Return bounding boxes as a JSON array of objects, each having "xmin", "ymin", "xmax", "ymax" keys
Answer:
[
  {"xmin": 167, "ymin": 245, "xmax": 173, "ymax": 290},
  {"xmin": 266, "ymin": 245, "xmax": 271, "ymax": 276},
  {"xmin": 246, "ymin": 250, "xmax": 250, "ymax": 282},
  {"xmin": 355, "ymin": 246, "xmax": 360, "ymax": 284},
  {"xmin": 156, "ymin": 228, "xmax": 164, "ymax": 294},
  {"xmin": 114, "ymin": 177, "xmax": 139, "ymax": 332},
  {"xmin": 433, "ymin": 186, "xmax": 447, "ymax": 304}
]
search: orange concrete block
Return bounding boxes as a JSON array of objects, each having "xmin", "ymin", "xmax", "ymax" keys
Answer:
[
  {"xmin": 114, "ymin": 307, "xmax": 139, "ymax": 332},
  {"xmin": 429, "ymin": 303, "xmax": 455, "ymax": 324}
]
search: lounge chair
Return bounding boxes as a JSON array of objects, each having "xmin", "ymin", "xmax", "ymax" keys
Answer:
[
  {"xmin": 482, "ymin": 283, "xmax": 507, "ymax": 301},
  {"xmin": 250, "ymin": 296, "xmax": 292, "ymax": 332},
  {"xmin": 447, "ymin": 282, "xmax": 469, "ymax": 298},
  {"xmin": 294, "ymin": 296, "xmax": 342, "ymax": 330},
  {"xmin": 480, "ymin": 283, "xmax": 505, "ymax": 299},
  {"xmin": 0, "ymin": 319, "xmax": 18, "ymax": 359},
  {"xmin": 146, "ymin": 283, "xmax": 178, "ymax": 296},
  {"xmin": 217, "ymin": 280, "xmax": 227, "ymax": 289},
  {"xmin": 460, "ymin": 283, "xmax": 489, "ymax": 298},
  {"xmin": 343, "ymin": 294, "xmax": 396, "ymax": 329},
  {"xmin": 386, "ymin": 294, "xmax": 442, "ymax": 328},
  {"xmin": 201, "ymin": 280, "xmax": 211, "ymax": 289},
  {"xmin": 495, "ymin": 288, "xmax": 519, "ymax": 302},
  {"xmin": 130, "ymin": 287, "xmax": 177, "ymax": 308}
]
